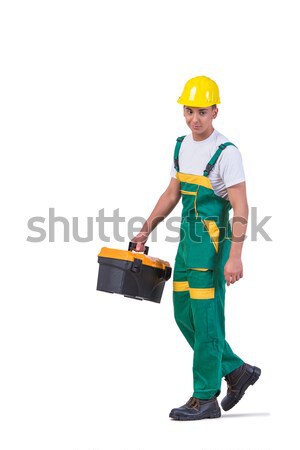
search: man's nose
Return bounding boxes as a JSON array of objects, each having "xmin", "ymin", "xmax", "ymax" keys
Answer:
[{"xmin": 192, "ymin": 114, "xmax": 199, "ymax": 123}]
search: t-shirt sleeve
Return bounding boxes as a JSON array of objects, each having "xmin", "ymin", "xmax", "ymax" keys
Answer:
[
  {"xmin": 170, "ymin": 161, "xmax": 177, "ymax": 179},
  {"xmin": 218, "ymin": 146, "xmax": 246, "ymax": 187}
]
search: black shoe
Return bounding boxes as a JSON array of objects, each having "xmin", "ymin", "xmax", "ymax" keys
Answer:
[
  {"xmin": 169, "ymin": 396, "xmax": 221, "ymax": 421},
  {"xmin": 221, "ymin": 363, "xmax": 261, "ymax": 411}
]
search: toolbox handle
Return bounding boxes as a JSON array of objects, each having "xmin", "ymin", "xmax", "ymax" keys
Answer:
[{"xmin": 128, "ymin": 241, "xmax": 149, "ymax": 255}]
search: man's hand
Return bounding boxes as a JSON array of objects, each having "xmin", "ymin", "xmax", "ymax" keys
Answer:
[
  {"xmin": 224, "ymin": 256, "xmax": 243, "ymax": 286},
  {"xmin": 131, "ymin": 232, "xmax": 149, "ymax": 252}
]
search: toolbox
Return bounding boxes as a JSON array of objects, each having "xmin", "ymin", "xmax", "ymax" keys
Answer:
[{"xmin": 96, "ymin": 242, "xmax": 172, "ymax": 303}]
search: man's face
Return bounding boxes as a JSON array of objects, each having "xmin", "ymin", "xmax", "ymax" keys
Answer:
[{"xmin": 183, "ymin": 106, "xmax": 218, "ymax": 141}]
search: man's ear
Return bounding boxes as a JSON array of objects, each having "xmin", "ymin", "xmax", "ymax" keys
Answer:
[{"xmin": 212, "ymin": 107, "xmax": 219, "ymax": 119}]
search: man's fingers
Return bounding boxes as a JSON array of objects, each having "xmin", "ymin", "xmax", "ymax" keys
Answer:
[
  {"xmin": 225, "ymin": 272, "xmax": 243, "ymax": 285},
  {"xmin": 225, "ymin": 274, "xmax": 231, "ymax": 286},
  {"xmin": 235, "ymin": 271, "xmax": 243, "ymax": 281}
]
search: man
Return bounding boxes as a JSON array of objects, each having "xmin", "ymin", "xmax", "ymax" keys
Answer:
[{"xmin": 132, "ymin": 76, "xmax": 261, "ymax": 420}]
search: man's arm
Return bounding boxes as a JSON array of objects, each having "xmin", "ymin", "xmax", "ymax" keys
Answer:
[
  {"xmin": 225, "ymin": 181, "xmax": 249, "ymax": 286},
  {"xmin": 132, "ymin": 178, "xmax": 181, "ymax": 251}
]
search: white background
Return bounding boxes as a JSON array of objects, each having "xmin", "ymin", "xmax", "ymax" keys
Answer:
[{"xmin": 0, "ymin": 1, "xmax": 299, "ymax": 449}]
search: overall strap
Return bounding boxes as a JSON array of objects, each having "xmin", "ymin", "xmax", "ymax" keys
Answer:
[
  {"xmin": 173, "ymin": 135, "xmax": 186, "ymax": 171},
  {"xmin": 203, "ymin": 142, "xmax": 236, "ymax": 176}
]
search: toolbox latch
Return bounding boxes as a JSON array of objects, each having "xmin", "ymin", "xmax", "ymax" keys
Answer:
[
  {"xmin": 131, "ymin": 258, "xmax": 142, "ymax": 273},
  {"xmin": 163, "ymin": 266, "xmax": 172, "ymax": 281}
]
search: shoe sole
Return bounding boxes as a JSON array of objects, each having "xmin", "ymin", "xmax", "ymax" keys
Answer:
[
  {"xmin": 169, "ymin": 409, "xmax": 221, "ymax": 421},
  {"xmin": 221, "ymin": 366, "xmax": 261, "ymax": 412}
]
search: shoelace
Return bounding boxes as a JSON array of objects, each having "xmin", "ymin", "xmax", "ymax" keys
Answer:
[
  {"xmin": 225, "ymin": 376, "xmax": 232, "ymax": 392},
  {"xmin": 225, "ymin": 375, "xmax": 240, "ymax": 393},
  {"xmin": 185, "ymin": 397, "xmax": 201, "ymax": 408}
]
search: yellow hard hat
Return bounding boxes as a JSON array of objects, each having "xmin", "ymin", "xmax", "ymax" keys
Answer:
[{"xmin": 177, "ymin": 76, "xmax": 221, "ymax": 107}]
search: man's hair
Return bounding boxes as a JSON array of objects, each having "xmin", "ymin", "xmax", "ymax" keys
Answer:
[{"xmin": 184, "ymin": 104, "xmax": 217, "ymax": 110}]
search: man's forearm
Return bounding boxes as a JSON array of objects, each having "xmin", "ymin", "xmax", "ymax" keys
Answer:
[
  {"xmin": 139, "ymin": 191, "xmax": 179, "ymax": 235},
  {"xmin": 229, "ymin": 206, "xmax": 249, "ymax": 258}
]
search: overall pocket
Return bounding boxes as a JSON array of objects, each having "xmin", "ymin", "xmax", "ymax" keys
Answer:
[
  {"xmin": 180, "ymin": 188, "xmax": 198, "ymax": 219},
  {"xmin": 189, "ymin": 267, "xmax": 217, "ymax": 342},
  {"xmin": 182, "ymin": 220, "xmax": 219, "ymax": 270},
  {"xmin": 188, "ymin": 268, "xmax": 215, "ymax": 300}
]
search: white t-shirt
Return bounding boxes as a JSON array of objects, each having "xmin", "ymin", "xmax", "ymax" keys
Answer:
[{"xmin": 170, "ymin": 129, "xmax": 245, "ymax": 200}]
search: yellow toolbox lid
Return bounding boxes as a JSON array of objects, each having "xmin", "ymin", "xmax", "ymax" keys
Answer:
[{"xmin": 98, "ymin": 247, "xmax": 171, "ymax": 270}]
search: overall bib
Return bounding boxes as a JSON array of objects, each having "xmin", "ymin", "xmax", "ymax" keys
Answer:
[{"xmin": 173, "ymin": 136, "xmax": 244, "ymax": 400}]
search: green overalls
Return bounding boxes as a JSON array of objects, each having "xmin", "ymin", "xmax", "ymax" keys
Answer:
[{"xmin": 173, "ymin": 136, "xmax": 244, "ymax": 400}]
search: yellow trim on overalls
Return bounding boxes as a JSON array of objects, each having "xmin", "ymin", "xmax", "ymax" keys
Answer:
[
  {"xmin": 189, "ymin": 287, "xmax": 215, "ymax": 299},
  {"xmin": 180, "ymin": 189, "xmax": 197, "ymax": 195},
  {"xmin": 176, "ymin": 172, "xmax": 213, "ymax": 189},
  {"xmin": 173, "ymin": 281, "xmax": 215, "ymax": 299},
  {"xmin": 202, "ymin": 220, "xmax": 220, "ymax": 252},
  {"xmin": 194, "ymin": 185, "xmax": 200, "ymax": 218},
  {"xmin": 173, "ymin": 281, "xmax": 189, "ymax": 291}
]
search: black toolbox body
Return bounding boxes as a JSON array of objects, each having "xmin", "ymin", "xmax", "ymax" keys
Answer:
[{"xmin": 97, "ymin": 243, "xmax": 172, "ymax": 303}]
